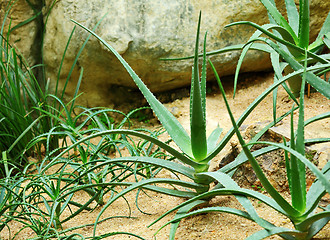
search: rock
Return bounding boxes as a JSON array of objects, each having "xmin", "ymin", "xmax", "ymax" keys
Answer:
[
  {"xmin": 3, "ymin": 0, "xmax": 330, "ymax": 107},
  {"xmin": 308, "ymin": 143, "xmax": 330, "ymax": 170},
  {"xmin": 41, "ymin": 0, "xmax": 329, "ymax": 107},
  {"xmin": 42, "ymin": 0, "xmax": 270, "ymax": 107},
  {"xmin": 216, "ymin": 121, "xmax": 329, "ymax": 191},
  {"xmin": 0, "ymin": 0, "xmax": 40, "ymax": 66}
]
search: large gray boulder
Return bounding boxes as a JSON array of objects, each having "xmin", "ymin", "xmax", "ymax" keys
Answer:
[
  {"xmin": 44, "ymin": 0, "xmax": 273, "ymax": 107},
  {"xmin": 3, "ymin": 0, "xmax": 330, "ymax": 107}
]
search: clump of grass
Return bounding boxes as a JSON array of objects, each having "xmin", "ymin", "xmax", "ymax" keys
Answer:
[{"xmin": 1, "ymin": 2, "xmax": 165, "ymax": 239}]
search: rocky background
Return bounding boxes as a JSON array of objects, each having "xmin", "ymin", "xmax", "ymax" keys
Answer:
[{"xmin": 1, "ymin": 0, "xmax": 329, "ymax": 107}]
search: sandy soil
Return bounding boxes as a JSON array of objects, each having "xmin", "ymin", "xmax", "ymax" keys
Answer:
[{"xmin": 2, "ymin": 72, "xmax": 330, "ymax": 239}]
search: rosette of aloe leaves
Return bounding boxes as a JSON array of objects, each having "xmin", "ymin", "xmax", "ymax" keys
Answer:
[
  {"xmin": 150, "ymin": 56, "xmax": 330, "ymax": 239},
  {"xmin": 70, "ymin": 12, "xmax": 330, "ymax": 239},
  {"xmin": 212, "ymin": 0, "xmax": 330, "ymax": 99}
]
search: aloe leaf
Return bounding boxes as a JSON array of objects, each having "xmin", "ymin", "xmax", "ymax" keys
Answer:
[
  {"xmin": 201, "ymin": 171, "xmax": 272, "ymax": 228},
  {"xmin": 309, "ymin": 24, "xmax": 330, "ymax": 53},
  {"xmin": 305, "ymin": 205, "xmax": 330, "ymax": 239},
  {"xmin": 324, "ymin": 33, "xmax": 330, "ymax": 49},
  {"xmin": 284, "ymin": 0, "xmax": 299, "ymax": 35},
  {"xmin": 151, "ymin": 187, "xmax": 288, "ymax": 225},
  {"xmin": 296, "ymin": 210, "xmax": 330, "ymax": 233},
  {"xmin": 220, "ymin": 105, "xmax": 296, "ymax": 175},
  {"xmin": 143, "ymin": 185, "xmax": 197, "ymax": 198},
  {"xmin": 271, "ymin": 25, "xmax": 297, "ymax": 45},
  {"xmin": 226, "ymin": 23, "xmax": 298, "ymax": 91},
  {"xmin": 246, "ymin": 227, "xmax": 304, "ymax": 240},
  {"xmin": 205, "ymin": 63, "xmax": 320, "ymax": 163},
  {"xmin": 211, "ymin": 60, "xmax": 301, "ymax": 219},
  {"xmin": 317, "ymin": 11, "xmax": 330, "ymax": 39},
  {"xmin": 206, "ymin": 126, "xmax": 223, "ymax": 155},
  {"xmin": 201, "ymin": 32, "xmax": 207, "ymax": 114},
  {"xmin": 72, "ymin": 20, "xmax": 193, "ymax": 157},
  {"xmin": 283, "ymin": 137, "xmax": 292, "ymax": 192},
  {"xmin": 163, "ymin": 206, "xmax": 253, "ymax": 232},
  {"xmin": 228, "ymin": 21, "xmax": 327, "ymax": 63},
  {"xmin": 303, "ymin": 162, "xmax": 330, "ymax": 218},
  {"xmin": 288, "ymin": 104, "xmax": 303, "ymax": 212},
  {"xmin": 167, "ymin": 200, "xmax": 206, "ymax": 240},
  {"xmin": 232, "ymin": 42, "xmax": 259, "ymax": 97},
  {"xmin": 190, "ymin": 12, "xmax": 207, "ymax": 161},
  {"xmin": 259, "ymin": 0, "xmax": 298, "ymax": 43},
  {"xmin": 220, "ymin": 145, "xmax": 278, "ymax": 175},
  {"xmin": 298, "ymin": 0, "xmax": 310, "ymax": 48},
  {"xmin": 293, "ymin": 54, "xmax": 307, "ymax": 212},
  {"xmin": 264, "ymin": 0, "xmax": 277, "ymax": 24},
  {"xmin": 264, "ymin": 38, "xmax": 330, "ymax": 98},
  {"xmin": 271, "ymin": 58, "xmax": 298, "ymax": 118},
  {"xmin": 163, "ymin": 42, "xmax": 273, "ymax": 62},
  {"xmin": 270, "ymin": 52, "xmax": 280, "ymax": 122},
  {"xmin": 61, "ymin": 156, "xmax": 197, "ymax": 183},
  {"xmin": 230, "ymin": 24, "xmax": 275, "ymax": 97}
]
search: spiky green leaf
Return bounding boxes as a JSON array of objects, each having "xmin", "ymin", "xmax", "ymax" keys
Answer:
[
  {"xmin": 72, "ymin": 20, "xmax": 193, "ymax": 157},
  {"xmin": 190, "ymin": 12, "xmax": 207, "ymax": 161}
]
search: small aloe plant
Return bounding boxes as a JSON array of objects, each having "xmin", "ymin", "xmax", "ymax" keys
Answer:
[
  {"xmin": 218, "ymin": 0, "xmax": 330, "ymax": 98},
  {"xmin": 151, "ymin": 57, "xmax": 330, "ymax": 239},
  {"xmin": 73, "ymin": 13, "xmax": 223, "ymax": 176}
]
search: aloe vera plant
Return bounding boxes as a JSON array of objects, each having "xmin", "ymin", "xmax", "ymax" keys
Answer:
[
  {"xmin": 151, "ymin": 57, "xmax": 330, "ymax": 239},
  {"xmin": 70, "ymin": 12, "xmax": 328, "ymax": 239},
  {"xmin": 196, "ymin": 0, "xmax": 330, "ymax": 99},
  {"xmin": 73, "ymin": 13, "xmax": 222, "ymax": 175},
  {"xmin": 213, "ymin": 57, "xmax": 330, "ymax": 239}
]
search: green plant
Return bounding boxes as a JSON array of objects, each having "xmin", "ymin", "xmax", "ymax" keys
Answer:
[
  {"xmin": 216, "ymin": 0, "xmax": 330, "ymax": 98},
  {"xmin": 151, "ymin": 56, "xmax": 330, "ymax": 239},
  {"xmin": 0, "ymin": 0, "xmax": 78, "ymax": 176},
  {"xmin": 216, "ymin": 58, "xmax": 330, "ymax": 239},
  {"xmin": 0, "ymin": 162, "xmax": 145, "ymax": 239},
  {"xmin": 0, "ymin": 30, "xmax": 47, "ymax": 170},
  {"xmin": 0, "ymin": 0, "xmax": 119, "ymax": 177},
  {"xmin": 70, "ymin": 12, "xmax": 324, "ymax": 239},
  {"xmin": 0, "ymin": 2, "xmax": 156, "ymax": 238}
]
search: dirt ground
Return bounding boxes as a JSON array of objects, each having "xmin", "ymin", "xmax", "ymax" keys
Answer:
[{"xmin": 3, "ymin": 72, "xmax": 330, "ymax": 239}]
